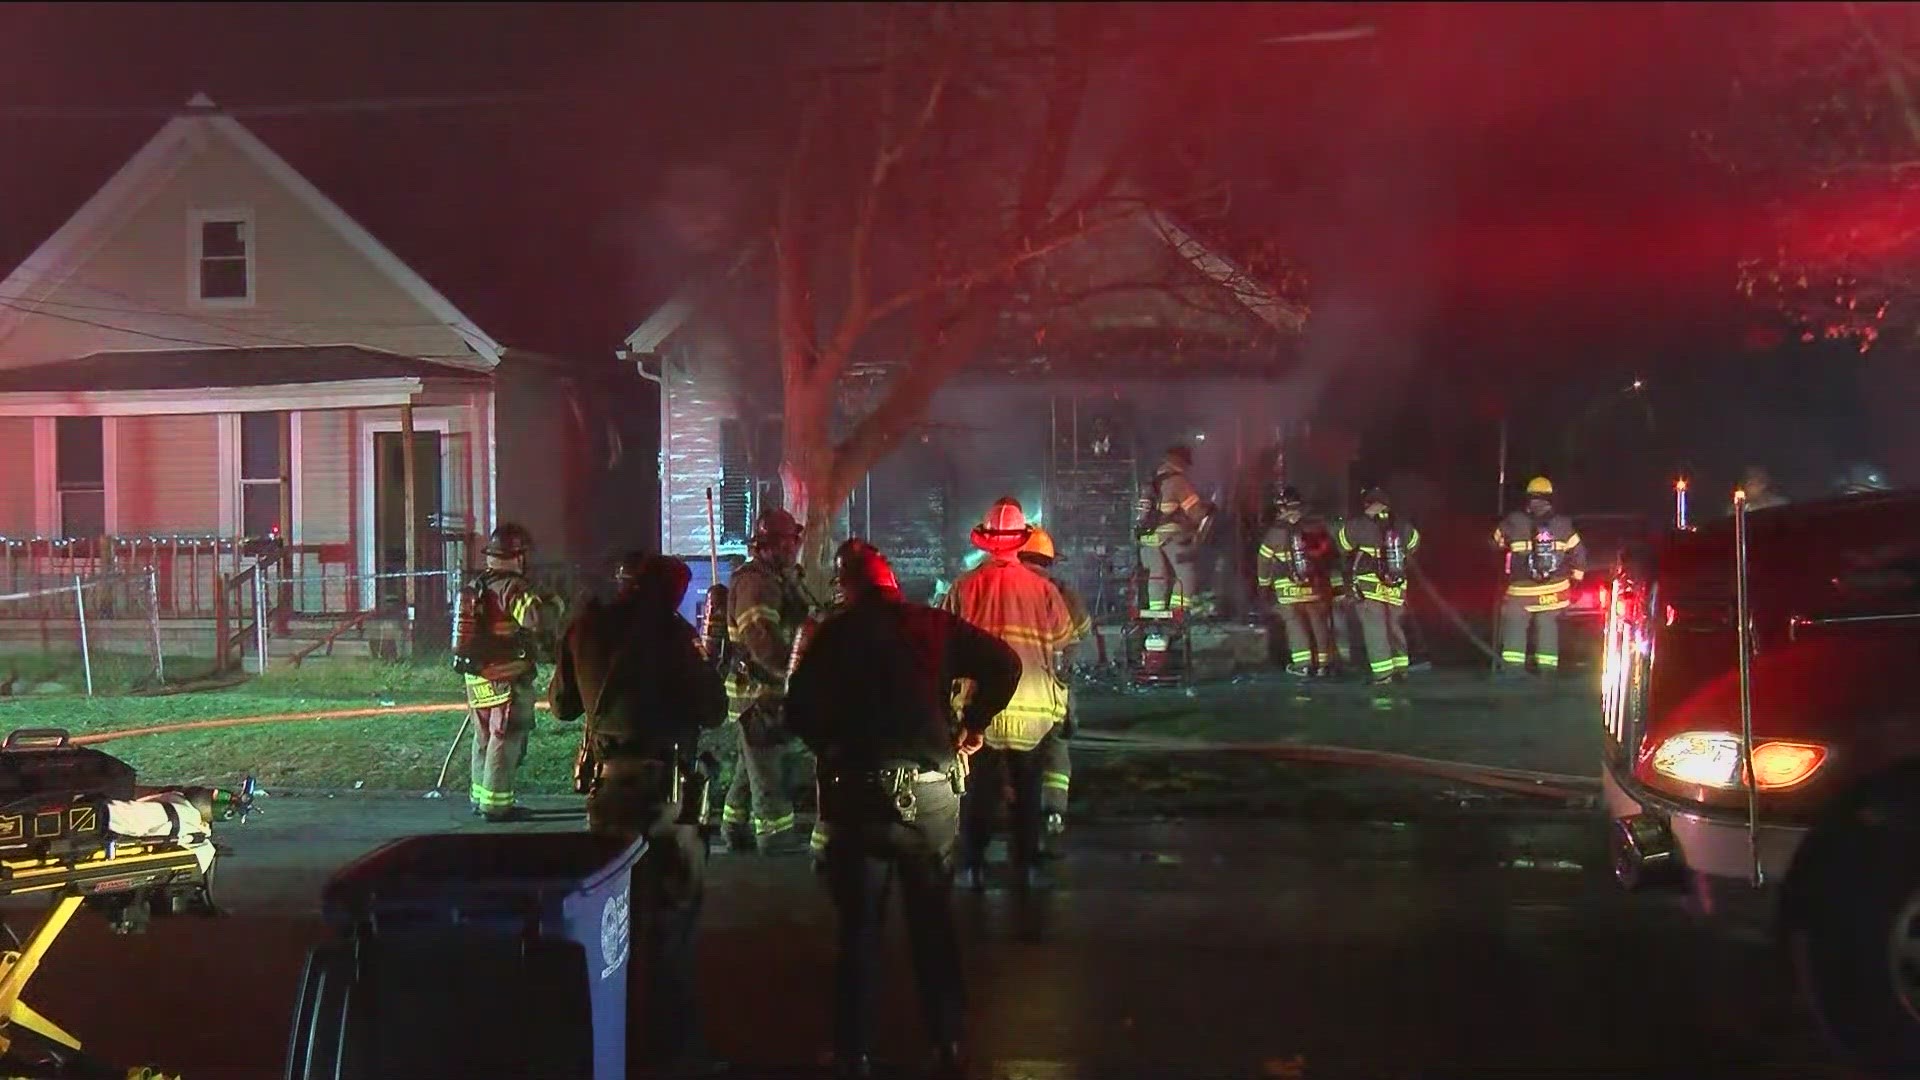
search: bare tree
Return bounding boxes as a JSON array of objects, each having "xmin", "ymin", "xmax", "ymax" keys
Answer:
[
  {"xmin": 767, "ymin": 3, "xmax": 1278, "ymax": 567},
  {"xmin": 1699, "ymin": 4, "xmax": 1920, "ymax": 351}
]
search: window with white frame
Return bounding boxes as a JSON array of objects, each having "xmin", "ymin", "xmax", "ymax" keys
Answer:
[
  {"xmin": 55, "ymin": 416, "xmax": 105, "ymax": 539},
  {"xmin": 239, "ymin": 411, "xmax": 287, "ymax": 539},
  {"xmin": 194, "ymin": 215, "xmax": 251, "ymax": 302}
]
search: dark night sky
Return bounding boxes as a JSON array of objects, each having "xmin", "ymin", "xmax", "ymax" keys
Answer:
[
  {"xmin": 0, "ymin": 2, "xmax": 805, "ymax": 361},
  {"xmin": 0, "ymin": 3, "xmax": 1843, "ymax": 502}
]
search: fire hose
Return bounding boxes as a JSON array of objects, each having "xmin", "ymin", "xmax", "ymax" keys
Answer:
[
  {"xmin": 1071, "ymin": 729, "xmax": 1595, "ymax": 802},
  {"xmin": 57, "ymin": 698, "xmax": 1589, "ymax": 800}
]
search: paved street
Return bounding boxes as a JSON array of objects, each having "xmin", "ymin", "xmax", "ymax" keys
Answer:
[{"xmin": 5, "ymin": 678, "xmax": 1846, "ymax": 1077}]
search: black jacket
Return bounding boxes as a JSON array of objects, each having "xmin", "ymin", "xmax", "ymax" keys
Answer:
[
  {"xmin": 548, "ymin": 593, "xmax": 727, "ymax": 758},
  {"xmin": 786, "ymin": 594, "xmax": 1021, "ymax": 772}
]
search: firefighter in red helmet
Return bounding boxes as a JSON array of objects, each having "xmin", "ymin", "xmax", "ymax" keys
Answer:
[
  {"xmin": 719, "ymin": 508, "xmax": 819, "ymax": 855},
  {"xmin": 943, "ymin": 498, "xmax": 1077, "ymax": 889},
  {"xmin": 453, "ymin": 523, "xmax": 549, "ymax": 822}
]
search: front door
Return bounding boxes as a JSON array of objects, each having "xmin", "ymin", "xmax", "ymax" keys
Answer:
[{"xmin": 373, "ymin": 431, "xmax": 445, "ymax": 616}]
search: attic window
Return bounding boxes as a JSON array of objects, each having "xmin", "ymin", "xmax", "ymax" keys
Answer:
[{"xmin": 193, "ymin": 213, "xmax": 252, "ymax": 303}]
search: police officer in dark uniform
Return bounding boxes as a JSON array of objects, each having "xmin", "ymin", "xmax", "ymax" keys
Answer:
[
  {"xmin": 548, "ymin": 552, "xmax": 729, "ymax": 1079},
  {"xmin": 785, "ymin": 545, "xmax": 1022, "ymax": 1080}
]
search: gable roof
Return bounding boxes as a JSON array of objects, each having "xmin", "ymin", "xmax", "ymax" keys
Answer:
[{"xmin": 0, "ymin": 93, "xmax": 502, "ymax": 367}]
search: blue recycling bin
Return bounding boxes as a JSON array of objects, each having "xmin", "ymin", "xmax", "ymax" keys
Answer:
[
  {"xmin": 289, "ymin": 832, "xmax": 645, "ymax": 1080},
  {"xmin": 679, "ymin": 555, "xmax": 736, "ymax": 627}
]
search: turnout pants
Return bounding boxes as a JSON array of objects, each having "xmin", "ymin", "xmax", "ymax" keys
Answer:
[
  {"xmin": 722, "ymin": 707, "xmax": 795, "ymax": 845},
  {"xmin": 1038, "ymin": 727, "xmax": 1071, "ymax": 819},
  {"xmin": 585, "ymin": 757, "xmax": 711, "ymax": 1072},
  {"xmin": 1276, "ymin": 600, "xmax": 1335, "ymax": 672},
  {"xmin": 1139, "ymin": 533, "xmax": 1199, "ymax": 616},
  {"xmin": 468, "ymin": 688, "xmax": 534, "ymax": 815},
  {"xmin": 1500, "ymin": 596, "xmax": 1562, "ymax": 672},
  {"xmin": 960, "ymin": 744, "xmax": 1047, "ymax": 872},
  {"xmin": 1357, "ymin": 599, "xmax": 1411, "ymax": 682},
  {"xmin": 825, "ymin": 779, "xmax": 965, "ymax": 1058}
]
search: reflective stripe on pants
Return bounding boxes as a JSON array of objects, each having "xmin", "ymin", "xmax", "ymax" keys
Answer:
[
  {"xmin": 1500, "ymin": 596, "xmax": 1561, "ymax": 670},
  {"xmin": 1038, "ymin": 727, "xmax": 1071, "ymax": 817},
  {"xmin": 1357, "ymin": 599, "xmax": 1410, "ymax": 679},
  {"xmin": 469, "ymin": 691, "xmax": 534, "ymax": 813}
]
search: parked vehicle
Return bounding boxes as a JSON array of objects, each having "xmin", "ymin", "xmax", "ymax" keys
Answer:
[{"xmin": 1601, "ymin": 490, "xmax": 1920, "ymax": 1073}]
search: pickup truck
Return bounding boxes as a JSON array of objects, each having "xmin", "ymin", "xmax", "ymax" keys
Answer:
[{"xmin": 1601, "ymin": 490, "xmax": 1920, "ymax": 1073}]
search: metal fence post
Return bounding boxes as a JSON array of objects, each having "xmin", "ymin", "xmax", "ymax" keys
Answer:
[
  {"xmin": 73, "ymin": 576, "xmax": 93, "ymax": 698},
  {"xmin": 254, "ymin": 568, "xmax": 268, "ymax": 675},
  {"xmin": 147, "ymin": 566, "xmax": 166, "ymax": 685}
]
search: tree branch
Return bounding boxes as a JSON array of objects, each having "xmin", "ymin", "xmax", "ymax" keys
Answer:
[
  {"xmin": 831, "ymin": 300, "xmax": 998, "ymax": 489},
  {"xmin": 775, "ymin": 84, "xmax": 831, "ymax": 390},
  {"xmin": 825, "ymin": 57, "xmax": 953, "ymax": 381}
]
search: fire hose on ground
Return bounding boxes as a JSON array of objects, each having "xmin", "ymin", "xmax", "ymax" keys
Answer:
[
  {"xmin": 1071, "ymin": 730, "xmax": 1595, "ymax": 802},
  {"xmin": 60, "ymin": 699, "xmax": 1591, "ymax": 803}
]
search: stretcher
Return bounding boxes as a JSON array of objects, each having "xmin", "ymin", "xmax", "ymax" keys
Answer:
[{"xmin": 0, "ymin": 729, "xmax": 254, "ymax": 1078}]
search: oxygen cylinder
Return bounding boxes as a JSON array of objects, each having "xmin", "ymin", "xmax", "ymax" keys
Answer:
[
  {"xmin": 449, "ymin": 574, "xmax": 485, "ymax": 673},
  {"xmin": 786, "ymin": 615, "xmax": 820, "ymax": 692},
  {"xmin": 1381, "ymin": 525, "xmax": 1407, "ymax": 586},
  {"xmin": 700, "ymin": 582, "xmax": 730, "ymax": 666},
  {"xmin": 1528, "ymin": 526, "xmax": 1561, "ymax": 582},
  {"xmin": 1287, "ymin": 531, "xmax": 1311, "ymax": 582}
]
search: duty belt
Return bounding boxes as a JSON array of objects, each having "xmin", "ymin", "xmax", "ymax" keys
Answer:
[{"xmin": 831, "ymin": 759, "xmax": 961, "ymax": 824}]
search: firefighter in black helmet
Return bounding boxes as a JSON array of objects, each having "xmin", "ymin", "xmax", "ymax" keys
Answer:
[
  {"xmin": 1255, "ymin": 486, "xmax": 1338, "ymax": 678},
  {"xmin": 548, "ymin": 551, "xmax": 728, "ymax": 1076},
  {"xmin": 456, "ymin": 523, "xmax": 547, "ymax": 821},
  {"xmin": 1336, "ymin": 488, "xmax": 1421, "ymax": 685},
  {"xmin": 719, "ymin": 508, "xmax": 819, "ymax": 854},
  {"xmin": 786, "ymin": 543, "xmax": 1021, "ymax": 1079}
]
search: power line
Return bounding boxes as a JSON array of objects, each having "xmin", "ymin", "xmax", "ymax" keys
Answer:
[{"xmin": 0, "ymin": 91, "xmax": 571, "ymax": 121}]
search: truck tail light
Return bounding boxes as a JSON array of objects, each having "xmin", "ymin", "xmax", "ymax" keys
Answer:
[{"xmin": 1749, "ymin": 741, "xmax": 1828, "ymax": 791}]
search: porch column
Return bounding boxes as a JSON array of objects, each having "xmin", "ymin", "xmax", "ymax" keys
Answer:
[{"xmin": 400, "ymin": 400, "xmax": 418, "ymax": 633}]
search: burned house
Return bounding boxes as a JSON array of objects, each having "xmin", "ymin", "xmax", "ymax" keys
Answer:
[{"xmin": 625, "ymin": 212, "xmax": 1342, "ymax": 620}]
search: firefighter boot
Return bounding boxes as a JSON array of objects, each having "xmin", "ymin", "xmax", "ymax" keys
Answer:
[{"xmin": 484, "ymin": 805, "xmax": 536, "ymax": 824}]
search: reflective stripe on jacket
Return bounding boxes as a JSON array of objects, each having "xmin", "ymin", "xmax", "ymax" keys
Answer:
[
  {"xmin": 1255, "ymin": 521, "xmax": 1326, "ymax": 605},
  {"xmin": 1337, "ymin": 515, "xmax": 1421, "ymax": 607},
  {"xmin": 941, "ymin": 558, "xmax": 1075, "ymax": 751},
  {"xmin": 726, "ymin": 559, "xmax": 813, "ymax": 718},
  {"xmin": 1493, "ymin": 511, "xmax": 1587, "ymax": 611},
  {"xmin": 1143, "ymin": 467, "xmax": 1204, "ymax": 545},
  {"xmin": 463, "ymin": 574, "xmax": 541, "ymax": 707}
]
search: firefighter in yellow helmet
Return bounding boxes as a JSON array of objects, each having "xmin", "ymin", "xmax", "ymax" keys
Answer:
[
  {"xmin": 454, "ymin": 523, "xmax": 549, "ymax": 822},
  {"xmin": 1135, "ymin": 446, "xmax": 1212, "ymax": 619},
  {"xmin": 943, "ymin": 498, "xmax": 1075, "ymax": 889},
  {"xmin": 1336, "ymin": 487, "xmax": 1421, "ymax": 685},
  {"xmin": 719, "ymin": 508, "xmax": 819, "ymax": 855},
  {"xmin": 1016, "ymin": 526, "xmax": 1091, "ymax": 848},
  {"xmin": 1492, "ymin": 476, "xmax": 1586, "ymax": 678}
]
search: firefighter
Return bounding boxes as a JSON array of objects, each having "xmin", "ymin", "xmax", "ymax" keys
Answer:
[
  {"xmin": 1308, "ymin": 503, "xmax": 1359, "ymax": 676},
  {"xmin": 1015, "ymin": 526, "xmax": 1091, "ymax": 846},
  {"xmin": 786, "ymin": 544, "xmax": 1021, "ymax": 1080},
  {"xmin": 1136, "ymin": 446, "xmax": 1212, "ymax": 620},
  {"xmin": 1336, "ymin": 488, "xmax": 1421, "ymax": 685},
  {"xmin": 459, "ymin": 523, "xmax": 548, "ymax": 822},
  {"xmin": 547, "ymin": 552, "xmax": 728, "ymax": 1078},
  {"xmin": 1255, "ymin": 486, "xmax": 1338, "ymax": 678},
  {"xmin": 720, "ymin": 508, "xmax": 818, "ymax": 855},
  {"xmin": 1492, "ymin": 476, "xmax": 1587, "ymax": 678},
  {"xmin": 943, "ymin": 499, "xmax": 1077, "ymax": 890}
]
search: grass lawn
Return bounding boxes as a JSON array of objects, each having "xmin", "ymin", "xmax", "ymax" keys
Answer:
[{"xmin": 0, "ymin": 658, "xmax": 584, "ymax": 791}]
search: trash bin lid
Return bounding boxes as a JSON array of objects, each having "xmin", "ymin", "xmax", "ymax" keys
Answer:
[{"xmin": 323, "ymin": 832, "xmax": 645, "ymax": 913}]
